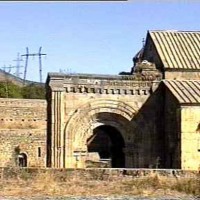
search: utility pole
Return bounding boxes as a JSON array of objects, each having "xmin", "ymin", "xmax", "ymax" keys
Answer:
[
  {"xmin": 13, "ymin": 53, "xmax": 23, "ymax": 78},
  {"xmin": 21, "ymin": 47, "xmax": 46, "ymax": 84},
  {"xmin": 21, "ymin": 47, "xmax": 29, "ymax": 84},
  {"xmin": 2, "ymin": 64, "xmax": 17, "ymax": 73},
  {"xmin": 39, "ymin": 47, "xmax": 43, "ymax": 83}
]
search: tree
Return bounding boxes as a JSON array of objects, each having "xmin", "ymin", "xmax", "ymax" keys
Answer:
[
  {"xmin": 21, "ymin": 84, "xmax": 45, "ymax": 99},
  {"xmin": 0, "ymin": 82, "xmax": 45, "ymax": 99},
  {"xmin": 0, "ymin": 82, "xmax": 22, "ymax": 98}
]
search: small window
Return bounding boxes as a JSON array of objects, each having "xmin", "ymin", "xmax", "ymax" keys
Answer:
[{"xmin": 38, "ymin": 147, "xmax": 41, "ymax": 157}]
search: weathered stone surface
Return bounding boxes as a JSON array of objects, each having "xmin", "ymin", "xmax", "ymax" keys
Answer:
[
  {"xmin": 1, "ymin": 30, "xmax": 200, "ymax": 171},
  {"xmin": 0, "ymin": 98, "xmax": 47, "ymax": 167},
  {"xmin": 46, "ymin": 71, "xmax": 165, "ymax": 169},
  {"xmin": 180, "ymin": 106, "xmax": 200, "ymax": 170}
]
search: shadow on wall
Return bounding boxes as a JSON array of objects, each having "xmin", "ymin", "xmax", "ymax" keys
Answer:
[
  {"xmin": 129, "ymin": 83, "xmax": 165, "ymax": 169},
  {"xmin": 129, "ymin": 82, "xmax": 180, "ymax": 169}
]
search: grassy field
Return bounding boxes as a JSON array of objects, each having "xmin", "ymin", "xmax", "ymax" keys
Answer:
[{"xmin": 0, "ymin": 169, "xmax": 199, "ymax": 198}]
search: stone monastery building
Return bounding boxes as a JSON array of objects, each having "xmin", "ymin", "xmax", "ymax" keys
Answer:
[{"xmin": 0, "ymin": 30, "xmax": 200, "ymax": 170}]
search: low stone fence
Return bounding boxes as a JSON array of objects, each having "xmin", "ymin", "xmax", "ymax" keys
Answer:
[{"xmin": 0, "ymin": 167, "xmax": 199, "ymax": 181}]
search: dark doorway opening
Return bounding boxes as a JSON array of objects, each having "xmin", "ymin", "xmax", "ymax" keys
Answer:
[
  {"xmin": 18, "ymin": 153, "xmax": 27, "ymax": 167},
  {"xmin": 87, "ymin": 125, "xmax": 125, "ymax": 168}
]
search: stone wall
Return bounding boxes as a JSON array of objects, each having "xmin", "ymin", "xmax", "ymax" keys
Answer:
[
  {"xmin": 181, "ymin": 106, "xmax": 200, "ymax": 170},
  {"xmin": 164, "ymin": 86, "xmax": 181, "ymax": 169},
  {"xmin": 47, "ymin": 73, "xmax": 161, "ymax": 168},
  {"xmin": 0, "ymin": 98, "xmax": 47, "ymax": 167},
  {"xmin": 0, "ymin": 167, "xmax": 198, "ymax": 181},
  {"xmin": 128, "ymin": 84, "xmax": 165, "ymax": 168}
]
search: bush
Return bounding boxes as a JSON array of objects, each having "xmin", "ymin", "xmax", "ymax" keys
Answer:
[
  {"xmin": 21, "ymin": 84, "xmax": 45, "ymax": 99},
  {"xmin": 172, "ymin": 178, "xmax": 200, "ymax": 196},
  {"xmin": 0, "ymin": 82, "xmax": 22, "ymax": 98},
  {"xmin": 0, "ymin": 81, "xmax": 45, "ymax": 99}
]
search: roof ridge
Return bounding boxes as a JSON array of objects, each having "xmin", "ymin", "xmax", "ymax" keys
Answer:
[
  {"xmin": 163, "ymin": 79, "xmax": 200, "ymax": 82},
  {"xmin": 149, "ymin": 30, "xmax": 200, "ymax": 33}
]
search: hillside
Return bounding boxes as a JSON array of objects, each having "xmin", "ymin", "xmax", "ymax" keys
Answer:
[
  {"xmin": 0, "ymin": 69, "xmax": 44, "ymax": 87},
  {"xmin": 0, "ymin": 70, "xmax": 45, "ymax": 99}
]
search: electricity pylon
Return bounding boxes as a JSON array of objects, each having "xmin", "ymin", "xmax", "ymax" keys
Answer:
[{"xmin": 21, "ymin": 47, "xmax": 46, "ymax": 84}]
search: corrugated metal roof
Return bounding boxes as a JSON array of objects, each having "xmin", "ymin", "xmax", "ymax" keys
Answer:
[
  {"xmin": 163, "ymin": 80, "xmax": 200, "ymax": 104},
  {"xmin": 149, "ymin": 30, "xmax": 200, "ymax": 69}
]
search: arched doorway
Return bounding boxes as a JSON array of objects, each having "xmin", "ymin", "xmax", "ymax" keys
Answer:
[
  {"xmin": 87, "ymin": 125, "xmax": 125, "ymax": 168},
  {"xmin": 18, "ymin": 153, "xmax": 27, "ymax": 167}
]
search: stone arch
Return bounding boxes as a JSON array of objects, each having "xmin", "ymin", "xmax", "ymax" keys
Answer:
[
  {"xmin": 65, "ymin": 99, "xmax": 137, "ymax": 132},
  {"xmin": 63, "ymin": 99, "xmax": 137, "ymax": 167},
  {"xmin": 64, "ymin": 99, "xmax": 137, "ymax": 142}
]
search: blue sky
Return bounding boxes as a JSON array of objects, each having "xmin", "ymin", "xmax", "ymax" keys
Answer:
[{"xmin": 0, "ymin": 2, "xmax": 199, "ymax": 82}]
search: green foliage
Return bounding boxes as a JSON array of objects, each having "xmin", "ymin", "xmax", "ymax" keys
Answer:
[
  {"xmin": 0, "ymin": 82, "xmax": 45, "ymax": 99},
  {"xmin": 21, "ymin": 84, "xmax": 45, "ymax": 99},
  {"xmin": 0, "ymin": 82, "xmax": 23, "ymax": 98}
]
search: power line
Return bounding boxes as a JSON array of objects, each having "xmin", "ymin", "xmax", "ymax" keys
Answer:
[
  {"xmin": 21, "ymin": 47, "xmax": 46, "ymax": 84},
  {"xmin": 2, "ymin": 64, "xmax": 17, "ymax": 73},
  {"xmin": 13, "ymin": 53, "xmax": 23, "ymax": 78}
]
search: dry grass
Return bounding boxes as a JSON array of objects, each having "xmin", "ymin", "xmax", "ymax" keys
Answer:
[{"xmin": 0, "ymin": 170, "xmax": 199, "ymax": 198}]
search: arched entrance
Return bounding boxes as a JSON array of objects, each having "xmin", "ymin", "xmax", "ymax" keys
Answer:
[
  {"xmin": 87, "ymin": 125, "xmax": 125, "ymax": 168},
  {"xmin": 49, "ymin": 99, "xmax": 137, "ymax": 168}
]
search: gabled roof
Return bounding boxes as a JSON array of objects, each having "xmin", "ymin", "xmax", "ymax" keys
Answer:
[
  {"xmin": 163, "ymin": 80, "xmax": 200, "ymax": 104},
  {"xmin": 149, "ymin": 30, "xmax": 200, "ymax": 69}
]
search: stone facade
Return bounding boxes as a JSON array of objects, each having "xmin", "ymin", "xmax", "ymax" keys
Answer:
[
  {"xmin": 0, "ymin": 30, "xmax": 200, "ymax": 170},
  {"xmin": 163, "ymin": 86, "xmax": 181, "ymax": 169},
  {"xmin": 46, "ymin": 72, "xmax": 200, "ymax": 170},
  {"xmin": 46, "ymin": 30, "xmax": 200, "ymax": 170},
  {"xmin": 46, "ymin": 70, "xmax": 162, "ymax": 168},
  {"xmin": 0, "ymin": 98, "xmax": 47, "ymax": 167},
  {"xmin": 180, "ymin": 106, "xmax": 200, "ymax": 170}
]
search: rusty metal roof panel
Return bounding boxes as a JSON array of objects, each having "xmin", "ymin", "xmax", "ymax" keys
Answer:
[
  {"xmin": 149, "ymin": 31, "xmax": 200, "ymax": 69},
  {"xmin": 163, "ymin": 80, "xmax": 200, "ymax": 104}
]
